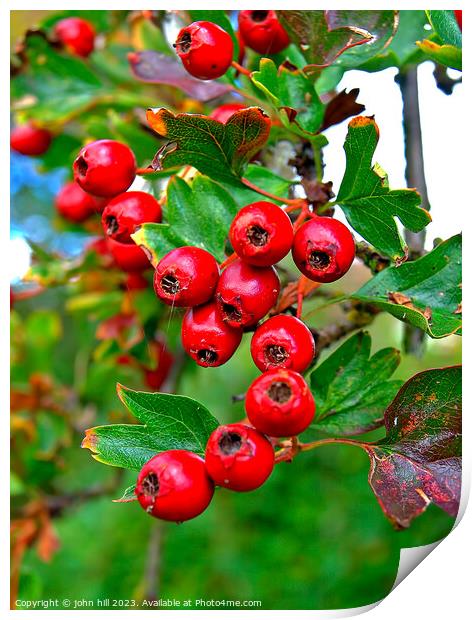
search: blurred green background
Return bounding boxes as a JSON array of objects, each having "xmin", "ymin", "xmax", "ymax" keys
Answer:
[{"xmin": 11, "ymin": 9, "xmax": 461, "ymax": 611}]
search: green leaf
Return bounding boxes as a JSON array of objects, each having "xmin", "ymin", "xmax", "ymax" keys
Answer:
[
  {"xmin": 12, "ymin": 32, "xmax": 103, "ymax": 123},
  {"xmin": 132, "ymin": 174, "xmax": 239, "ymax": 264},
  {"xmin": 416, "ymin": 39, "xmax": 461, "ymax": 71},
  {"xmin": 426, "ymin": 10, "xmax": 462, "ymax": 48},
  {"xmin": 366, "ymin": 366, "xmax": 461, "ymax": 527},
  {"xmin": 353, "ymin": 235, "xmax": 462, "ymax": 338},
  {"xmin": 251, "ymin": 58, "xmax": 325, "ymax": 138},
  {"xmin": 307, "ymin": 331, "xmax": 402, "ymax": 436},
  {"xmin": 336, "ymin": 116, "xmax": 430, "ymax": 261},
  {"xmin": 146, "ymin": 107, "xmax": 271, "ymax": 184},
  {"xmin": 218, "ymin": 164, "xmax": 294, "ymax": 208},
  {"xmin": 278, "ymin": 10, "xmax": 398, "ymax": 74},
  {"xmin": 82, "ymin": 384, "xmax": 220, "ymax": 471}
]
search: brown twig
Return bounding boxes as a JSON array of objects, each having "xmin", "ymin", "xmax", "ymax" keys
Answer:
[{"xmin": 355, "ymin": 241, "xmax": 391, "ymax": 274}]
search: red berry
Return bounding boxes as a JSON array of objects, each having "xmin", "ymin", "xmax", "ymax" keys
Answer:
[
  {"xmin": 154, "ymin": 247, "xmax": 219, "ymax": 307},
  {"xmin": 73, "ymin": 140, "xmax": 136, "ymax": 198},
  {"xmin": 102, "ymin": 191, "xmax": 162, "ymax": 244},
  {"xmin": 10, "ymin": 123, "xmax": 52, "ymax": 156},
  {"xmin": 174, "ymin": 21, "xmax": 234, "ymax": 80},
  {"xmin": 229, "ymin": 201, "xmax": 294, "ymax": 267},
  {"xmin": 205, "ymin": 423, "xmax": 274, "ymax": 492},
  {"xmin": 245, "ymin": 368, "xmax": 315, "ymax": 437},
  {"xmin": 181, "ymin": 302, "xmax": 242, "ymax": 367},
  {"xmin": 135, "ymin": 450, "xmax": 214, "ymax": 522},
  {"xmin": 455, "ymin": 10, "xmax": 462, "ymax": 31},
  {"xmin": 251, "ymin": 315, "xmax": 315, "ymax": 373},
  {"xmin": 291, "ymin": 216, "xmax": 355, "ymax": 283},
  {"xmin": 216, "ymin": 259, "xmax": 280, "ymax": 328},
  {"xmin": 210, "ymin": 103, "xmax": 246, "ymax": 124},
  {"xmin": 236, "ymin": 29, "xmax": 246, "ymax": 64},
  {"xmin": 55, "ymin": 181, "xmax": 104, "ymax": 223},
  {"xmin": 125, "ymin": 272, "xmax": 149, "ymax": 291},
  {"xmin": 54, "ymin": 17, "xmax": 96, "ymax": 57},
  {"xmin": 107, "ymin": 238, "xmax": 151, "ymax": 273},
  {"xmin": 238, "ymin": 10, "xmax": 290, "ymax": 55}
]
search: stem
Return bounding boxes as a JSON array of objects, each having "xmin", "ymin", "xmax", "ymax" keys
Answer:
[
  {"xmin": 231, "ymin": 60, "xmax": 251, "ymax": 76},
  {"xmin": 144, "ymin": 522, "xmax": 163, "ymax": 602},
  {"xmin": 397, "ymin": 66, "xmax": 431, "ymax": 356},
  {"xmin": 136, "ymin": 167, "xmax": 157, "ymax": 175},
  {"xmin": 299, "ymin": 437, "xmax": 369, "ymax": 452},
  {"xmin": 241, "ymin": 177, "xmax": 305, "ymax": 206},
  {"xmin": 220, "ymin": 252, "xmax": 237, "ymax": 270}
]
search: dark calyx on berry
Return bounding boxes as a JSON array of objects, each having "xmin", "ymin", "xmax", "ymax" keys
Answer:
[
  {"xmin": 197, "ymin": 349, "xmax": 218, "ymax": 365},
  {"xmin": 219, "ymin": 431, "xmax": 242, "ymax": 455},
  {"xmin": 105, "ymin": 215, "xmax": 119, "ymax": 236},
  {"xmin": 142, "ymin": 472, "xmax": 159, "ymax": 499},
  {"xmin": 265, "ymin": 344, "xmax": 288, "ymax": 365},
  {"xmin": 267, "ymin": 381, "xmax": 292, "ymax": 403},
  {"xmin": 247, "ymin": 225, "xmax": 269, "ymax": 247},
  {"xmin": 175, "ymin": 31, "xmax": 192, "ymax": 53},
  {"xmin": 308, "ymin": 250, "xmax": 331, "ymax": 270},
  {"xmin": 161, "ymin": 274, "xmax": 180, "ymax": 295}
]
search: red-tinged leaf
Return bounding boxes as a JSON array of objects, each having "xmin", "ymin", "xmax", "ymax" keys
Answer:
[
  {"xmin": 128, "ymin": 51, "xmax": 233, "ymax": 101},
  {"xmin": 278, "ymin": 10, "xmax": 398, "ymax": 75},
  {"xmin": 321, "ymin": 88, "xmax": 366, "ymax": 130},
  {"xmin": 146, "ymin": 107, "xmax": 271, "ymax": 184},
  {"xmin": 366, "ymin": 366, "xmax": 461, "ymax": 528}
]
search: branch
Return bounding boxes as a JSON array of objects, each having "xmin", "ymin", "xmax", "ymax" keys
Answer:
[
  {"xmin": 144, "ymin": 522, "xmax": 163, "ymax": 602},
  {"xmin": 397, "ymin": 66, "xmax": 431, "ymax": 356},
  {"xmin": 355, "ymin": 241, "xmax": 391, "ymax": 274}
]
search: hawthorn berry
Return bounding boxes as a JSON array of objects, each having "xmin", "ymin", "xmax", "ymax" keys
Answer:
[
  {"xmin": 216, "ymin": 259, "xmax": 280, "ymax": 328},
  {"xmin": 73, "ymin": 140, "xmax": 136, "ymax": 198},
  {"xmin": 205, "ymin": 423, "xmax": 274, "ymax": 492},
  {"xmin": 455, "ymin": 10, "xmax": 462, "ymax": 31},
  {"xmin": 174, "ymin": 21, "xmax": 234, "ymax": 80},
  {"xmin": 210, "ymin": 103, "xmax": 246, "ymax": 124},
  {"xmin": 291, "ymin": 216, "xmax": 355, "ymax": 283},
  {"xmin": 136, "ymin": 450, "xmax": 214, "ymax": 522},
  {"xmin": 245, "ymin": 368, "xmax": 315, "ymax": 437},
  {"xmin": 251, "ymin": 315, "xmax": 315, "ymax": 373},
  {"xmin": 154, "ymin": 246, "xmax": 219, "ymax": 307},
  {"xmin": 54, "ymin": 17, "xmax": 96, "ymax": 57},
  {"xmin": 101, "ymin": 191, "xmax": 162, "ymax": 244},
  {"xmin": 238, "ymin": 10, "xmax": 290, "ymax": 55},
  {"xmin": 10, "ymin": 123, "xmax": 52, "ymax": 156},
  {"xmin": 229, "ymin": 201, "xmax": 294, "ymax": 267},
  {"xmin": 143, "ymin": 340, "xmax": 174, "ymax": 390},
  {"xmin": 55, "ymin": 181, "xmax": 105, "ymax": 223},
  {"xmin": 181, "ymin": 302, "xmax": 242, "ymax": 367},
  {"xmin": 107, "ymin": 238, "xmax": 151, "ymax": 273},
  {"xmin": 124, "ymin": 272, "xmax": 149, "ymax": 291}
]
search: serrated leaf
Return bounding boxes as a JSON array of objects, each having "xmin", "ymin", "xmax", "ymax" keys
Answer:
[
  {"xmin": 353, "ymin": 235, "xmax": 462, "ymax": 338},
  {"xmin": 416, "ymin": 39, "xmax": 461, "ymax": 71},
  {"xmin": 278, "ymin": 10, "xmax": 398, "ymax": 75},
  {"xmin": 251, "ymin": 58, "xmax": 325, "ymax": 138},
  {"xmin": 306, "ymin": 331, "xmax": 402, "ymax": 436},
  {"xmin": 128, "ymin": 51, "xmax": 233, "ymax": 101},
  {"xmin": 336, "ymin": 116, "xmax": 430, "ymax": 260},
  {"xmin": 132, "ymin": 174, "xmax": 239, "ymax": 264},
  {"xmin": 82, "ymin": 384, "xmax": 220, "ymax": 471},
  {"xmin": 146, "ymin": 107, "xmax": 271, "ymax": 184},
  {"xmin": 366, "ymin": 366, "xmax": 461, "ymax": 527}
]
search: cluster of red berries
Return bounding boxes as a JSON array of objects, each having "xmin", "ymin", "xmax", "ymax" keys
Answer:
[
  {"xmin": 137, "ymin": 199, "xmax": 355, "ymax": 522},
  {"xmin": 174, "ymin": 11, "xmax": 290, "ymax": 81}
]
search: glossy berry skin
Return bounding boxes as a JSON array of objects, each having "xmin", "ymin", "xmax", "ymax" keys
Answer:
[
  {"xmin": 174, "ymin": 21, "xmax": 234, "ymax": 80},
  {"xmin": 229, "ymin": 201, "xmax": 294, "ymax": 267},
  {"xmin": 238, "ymin": 10, "xmax": 290, "ymax": 55},
  {"xmin": 55, "ymin": 181, "xmax": 104, "ymax": 223},
  {"xmin": 54, "ymin": 17, "xmax": 96, "ymax": 57},
  {"xmin": 102, "ymin": 191, "xmax": 162, "ymax": 244},
  {"xmin": 107, "ymin": 238, "xmax": 151, "ymax": 273},
  {"xmin": 216, "ymin": 259, "xmax": 280, "ymax": 328},
  {"xmin": 210, "ymin": 103, "xmax": 246, "ymax": 124},
  {"xmin": 205, "ymin": 423, "xmax": 274, "ymax": 492},
  {"xmin": 154, "ymin": 246, "xmax": 219, "ymax": 307},
  {"xmin": 135, "ymin": 450, "xmax": 214, "ymax": 522},
  {"xmin": 251, "ymin": 315, "xmax": 315, "ymax": 373},
  {"xmin": 10, "ymin": 123, "xmax": 52, "ymax": 156},
  {"xmin": 181, "ymin": 302, "xmax": 242, "ymax": 367},
  {"xmin": 292, "ymin": 216, "xmax": 355, "ymax": 283},
  {"xmin": 245, "ymin": 368, "xmax": 315, "ymax": 437},
  {"xmin": 73, "ymin": 140, "xmax": 136, "ymax": 198}
]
